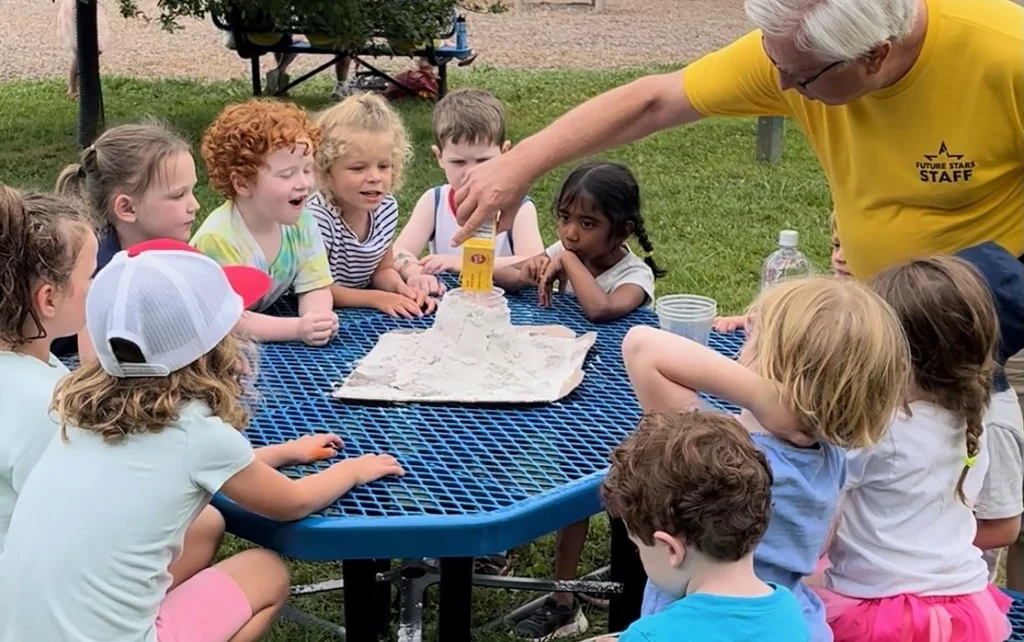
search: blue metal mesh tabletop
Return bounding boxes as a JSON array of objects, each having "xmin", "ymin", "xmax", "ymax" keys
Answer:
[
  {"xmin": 214, "ymin": 287, "xmax": 746, "ymax": 560},
  {"xmin": 1008, "ymin": 590, "xmax": 1024, "ymax": 641}
]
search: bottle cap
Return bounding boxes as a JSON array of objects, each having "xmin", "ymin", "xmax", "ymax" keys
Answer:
[{"xmin": 779, "ymin": 230, "xmax": 798, "ymax": 248}]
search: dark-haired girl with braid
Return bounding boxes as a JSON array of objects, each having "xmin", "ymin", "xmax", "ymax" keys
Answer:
[
  {"xmin": 496, "ymin": 160, "xmax": 664, "ymax": 323},
  {"xmin": 496, "ymin": 161, "xmax": 665, "ymax": 638},
  {"xmin": 814, "ymin": 255, "xmax": 1012, "ymax": 642},
  {"xmin": 0, "ymin": 184, "xmax": 96, "ymax": 553}
]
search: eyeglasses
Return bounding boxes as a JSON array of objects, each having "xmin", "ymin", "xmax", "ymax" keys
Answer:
[{"xmin": 762, "ymin": 38, "xmax": 845, "ymax": 89}]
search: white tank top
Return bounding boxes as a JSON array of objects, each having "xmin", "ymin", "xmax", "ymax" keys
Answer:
[{"xmin": 428, "ymin": 185, "xmax": 521, "ymax": 257}]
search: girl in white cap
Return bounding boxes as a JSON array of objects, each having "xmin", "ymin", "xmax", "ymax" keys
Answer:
[{"xmin": 0, "ymin": 238, "xmax": 405, "ymax": 642}]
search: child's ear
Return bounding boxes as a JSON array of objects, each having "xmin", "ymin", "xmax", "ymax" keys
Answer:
[
  {"xmin": 111, "ymin": 193, "xmax": 137, "ymax": 224},
  {"xmin": 653, "ymin": 531, "xmax": 687, "ymax": 568},
  {"xmin": 231, "ymin": 172, "xmax": 253, "ymax": 199},
  {"xmin": 624, "ymin": 220, "xmax": 635, "ymax": 236},
  {"xmin": 431, "ymin": 145, "xmax": 443, "ymax": 165},
  {"xmin": 33, "ymin": 282, "xmax": 59, "ymax": 323},
  {"xmin": 501, "ymin": 140, "xmax": 512, "ymax": 153}
]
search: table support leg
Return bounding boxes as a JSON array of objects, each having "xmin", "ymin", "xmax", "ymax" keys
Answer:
[
  {"xmin": 608, "ymin": 517, "xmax": 645, "ymax": 632},
  {"xmin": 373, "ymin": 558, "xmax": 393, "ymax": 636},
  {"xmin": 344, "ymin": 558, "xmax": 383, "ymax": 642},
  {"xmin": 439, "ymin": 557, "xmax": 474, "ymax": 642}
]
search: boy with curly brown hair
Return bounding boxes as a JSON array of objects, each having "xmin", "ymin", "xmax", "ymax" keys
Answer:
[
  {"xmin": 191, "ymin": 99, "xmax": 338, "ymax": 346},
  {"xmin": 596, "ymin": 411, "xmax": 808, "ymax": 642}
]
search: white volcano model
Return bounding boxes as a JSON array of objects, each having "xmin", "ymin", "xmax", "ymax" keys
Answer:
[{"xmin": 333, "ymin": 289, "xmax": 596, "ymax": 403}]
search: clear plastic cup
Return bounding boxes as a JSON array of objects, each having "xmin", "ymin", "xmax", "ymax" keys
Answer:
[{"xmin": 656, "ymin": 294, "xmax": 718, "ymax": 346}]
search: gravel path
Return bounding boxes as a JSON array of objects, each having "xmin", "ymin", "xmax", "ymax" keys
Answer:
[{"xmin": 0, "ymin": 0, "xmax": 751, "ymax": 82}]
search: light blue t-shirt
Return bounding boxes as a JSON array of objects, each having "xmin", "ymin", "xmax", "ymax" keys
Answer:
[
  {"xmin": 642, "ymin": 433, "xmax": 845, "ymax": 642},
  {"xmin": 0, "ymin": 352, "xmax": 68, "ymax": 555},
  {"xmin": 624, "ymin": 583, "xmax": 809, "ymax": 642}
]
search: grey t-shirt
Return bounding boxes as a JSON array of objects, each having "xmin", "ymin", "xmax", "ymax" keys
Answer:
[{"xmin": 978, "ymin": 389, "xmax": 1024, "ymax": 576}]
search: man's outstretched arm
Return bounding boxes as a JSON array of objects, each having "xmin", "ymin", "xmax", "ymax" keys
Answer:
[{"xmin": 451, "ymin": 70, "xmax": 703, "ymax": 245}]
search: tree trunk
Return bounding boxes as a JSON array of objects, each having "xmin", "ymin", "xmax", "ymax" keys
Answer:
[{"xmin": 76, "ymin": 0, "xmax": 105, "ymax": 147}]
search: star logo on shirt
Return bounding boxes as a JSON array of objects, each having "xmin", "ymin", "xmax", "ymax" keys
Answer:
[
  {"xmin": 915, "ymin": 142, "xmax": 974, "ymax": 183},
  {"xmin": 923, "ymin": 141, "xmax": 965, "ymax": 161}
]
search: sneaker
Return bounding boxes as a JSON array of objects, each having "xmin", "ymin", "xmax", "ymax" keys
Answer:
[
  {"xmin": 576, "ymin": 566, "xmax": 611, "ymax": 609},
  {"xmin": 265, "ymin": 68, "xmax": 289, "ymax": 96},
  {"xmin": 330, "ymin": 79, "xmax": 356, "ymax": 101},
  {"xmin": 512, "ymin": 597, "xmax": 588, "ymax": 641}
]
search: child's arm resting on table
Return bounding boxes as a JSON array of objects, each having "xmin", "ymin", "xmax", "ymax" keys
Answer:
[
  {"xmin": 255, "ymin": 434, "xmax": 343, "ymax": 468},
  {"xmin": 236, "ymin": 311, "xmax": 302, "ymax": 343},
  {"xmin": 543, "ymin": 251, "xmax": 645, "ymax": 322},
  {"xmin": 297, "ymin": 287, "xmax": 339, "ymax": 345},
  {"xmin": 330, "ymin": 247, "xmax": 435, "ymax": 318},
  {"xmin": 374, "ymin": 246, "xmax": 436, "ymax": 316},
  {"xmin": 391, "ymin": 189, "xmax": 447, "ymax": 295},
  {"xmin": 713, "ymin": 315, "xmax": 747, "ymax": 333},
  {"xmin": 392, "ymin": 189, "xmax": 436, "ymax": 278},
  {"xmin": 622, "ymin": 326, "xmax": 807, "ymax": 443},
  {"xmin": 223, "ymin": 436, "xmax": 405, "ymax": 522},
  {"xmin": 494, "ymin": 253, "xmax": 550, "ymax": 292}
]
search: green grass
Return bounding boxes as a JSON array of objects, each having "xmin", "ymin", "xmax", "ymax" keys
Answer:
[{"xmin": 0, "ymin": 67, "xmax": 830, "ymax": 640}]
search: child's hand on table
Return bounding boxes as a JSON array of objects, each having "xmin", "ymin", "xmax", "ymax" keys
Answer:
[
  {"xmin": 374, "ymin": 292, "xmax": 428, "ymax": 318},
  {"xmin": 348, "ymin": 453, "xmax": 406, "ymax": 485},
  {"xmin": 396, "ymin": 283, "xmax": 438, "ymax": 315},
  {"xmin": 299, "ymin": 311, "xmax": 339, "ymax": 346},
  {"xmin": 419, "ymin": 254, "xmax": 460, "ymax": 275},
  {"xmin": 538, "ymin": 252, "xmax": 570, "ymax": 307},
  {"xmin": 284, "ymin": 434, "xmax": 344, "ymax": 464},
  {"xmin": 713, "ymin": 315, "xmax": 747, "ymax": 332},
  {"xmin": 406, "ymin": 273, "xmax": 446, "ymax": 296},
  {"xmin": 517, "ymin": 255, "xmax": 551, "ymax": 288}
]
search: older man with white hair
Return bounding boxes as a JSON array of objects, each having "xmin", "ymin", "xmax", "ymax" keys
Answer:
[
  {"xmin": 453, "ymin": 0, "xmax": 1022, "ymax": 280},
  {"xmin": 454, "ymin": 0, "xmax": 1023, "ymax": 639}
]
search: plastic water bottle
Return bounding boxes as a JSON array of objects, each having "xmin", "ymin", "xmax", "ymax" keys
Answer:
[{"xmin": 760, "ymin": 230, "xmax": 812, "ymax": 291}]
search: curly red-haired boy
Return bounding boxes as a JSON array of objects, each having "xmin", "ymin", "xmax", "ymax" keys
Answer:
[{"xmin": 191, "ymin": 99, "xmax": 338, "ymax": 346}]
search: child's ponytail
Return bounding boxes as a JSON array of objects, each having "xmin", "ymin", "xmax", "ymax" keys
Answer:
[
  {"xmin": 954, "ymin": 369, "xmax": 989, "ymax": 503},
  {"xmin": 57, "ymin": 122, "xmax": 190, "ymax": 233},
  {"xmin": 55, "ymin": 163, "xmax": 86, "ymax": 201},
  {"xmin": 870, "ymin": 256, "xmax": 998, "ymax": 504}
]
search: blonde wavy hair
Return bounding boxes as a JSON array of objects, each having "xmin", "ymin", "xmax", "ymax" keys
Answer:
[
  {"xmin": 53, "ymin": 332, "xmax": 257, "ymax": 443},
  {"xmin": 314, "ymin": 93, "xmax": 413, "ymax": 198},
  {"xmin": 744, "ymin": 277, "xmax": 911, "ymax": 449}
]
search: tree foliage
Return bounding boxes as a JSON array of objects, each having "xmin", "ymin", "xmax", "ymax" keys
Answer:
[{"xmin": 116, "ymin": 0, "xmax": 462, "ymax": 46}]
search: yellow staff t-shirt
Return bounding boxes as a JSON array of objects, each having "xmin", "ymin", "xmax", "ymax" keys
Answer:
[{"xmin": 682, "ymin": 0, "xmax": 1024, "ymax": 279}]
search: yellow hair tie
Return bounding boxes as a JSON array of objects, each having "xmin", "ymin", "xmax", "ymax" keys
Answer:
[{"xmin": 964, "ymin": 454, "xmax": 979, "ymax": 468}]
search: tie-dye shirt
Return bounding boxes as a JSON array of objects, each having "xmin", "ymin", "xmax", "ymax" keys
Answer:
[{"xmin": 191, "ymin": 201, "xmax": 333, "ymax": 312}]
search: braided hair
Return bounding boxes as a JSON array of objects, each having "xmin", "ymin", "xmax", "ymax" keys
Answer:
[
  {"xmin": 553, "ymin": 160, "xmax": 666, "ymax": 278},
  {"xmin": 870, "ymin": 256, "xmax": 998, "ymax": 503}
]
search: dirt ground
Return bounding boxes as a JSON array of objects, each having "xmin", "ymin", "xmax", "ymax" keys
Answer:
[{"xmin": 0, "ymin": 0, "xmax": 751, "ymax": 83}]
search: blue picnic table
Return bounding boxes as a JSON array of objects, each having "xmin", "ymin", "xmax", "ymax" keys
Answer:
[{"xmin": 212, "ymin": 282, "xmax": 746, "ymax": 641}]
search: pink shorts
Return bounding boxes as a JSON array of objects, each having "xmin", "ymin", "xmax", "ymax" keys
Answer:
[
  {"xmin": 813, "ymin": 583, "xmax": 1011, "ymax": 642},
  {"xmin": 156, "ymin": 567, "xmax": 252, "ymax": 642}
]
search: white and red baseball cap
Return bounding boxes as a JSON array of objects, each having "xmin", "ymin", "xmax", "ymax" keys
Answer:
[{"xmin": 87, "ymin": 238, "xmax": 271, "ymax": 378}]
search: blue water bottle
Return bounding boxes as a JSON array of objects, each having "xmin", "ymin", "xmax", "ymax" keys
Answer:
[{"xmin": 455, "ymin": 15, "xmax": 468, "ymax": 51}]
